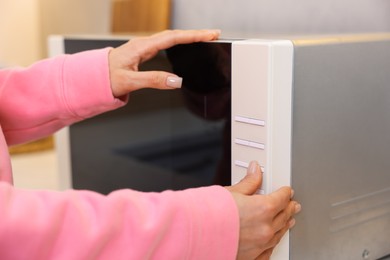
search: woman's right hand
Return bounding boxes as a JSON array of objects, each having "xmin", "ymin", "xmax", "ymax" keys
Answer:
[
  {"xmin": 226, "ymin": 161, "xmax": 301, "ymax": 260},
  {"xmin": 108, "ymin": 29, "xmax": 221, "ymax": 97}
]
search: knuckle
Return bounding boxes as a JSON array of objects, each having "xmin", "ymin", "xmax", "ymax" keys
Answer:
[
  {"xmin": 150, "ymin": 74, "xmax": 165, "ymax": 87},
  {"xmin": 261, "ymin": 201, "xmax": 276, "ymax": 214},
  {"xmin": 258, "ymin": 226, "xmax": 274, "ymax": 243}
]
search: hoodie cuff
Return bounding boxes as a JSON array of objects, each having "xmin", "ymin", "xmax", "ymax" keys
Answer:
[{"xmin": 61, "ymin": 48, "xmax": 127, "ymax": 119}]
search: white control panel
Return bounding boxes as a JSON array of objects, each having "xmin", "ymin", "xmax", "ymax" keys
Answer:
[{"xmin": 231, "ymin": 39, "xmax": 294, "ymax": 259}]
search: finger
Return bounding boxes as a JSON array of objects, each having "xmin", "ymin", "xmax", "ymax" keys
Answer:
[
  {"xmin": 267, "ymin": 220, "xmax": 292, "ymax": 249},
  {"xmin": 133, "ymin": 29, "xmax": 221, "ymax": 62},
  {"xmin": 227, "ymin": 161, "xmax": 262, "ymax": 195},
  {"xmin": 149, "ymin": 29, "xmax": 221, "ymax": 50},
  {"xmin": 272, "ymin": 201, "xmax": 301, "ymax": 232},
  {"xmin": 265, "ymin": 187, "xmax": 293, "ymax": 213},
  {"xmin": 255, "ymin": 247, "xmax": 274, "ymax": 260},
  {"xmin": 116, "ymin": 70, "xmax": 183, "ymax": 94}
]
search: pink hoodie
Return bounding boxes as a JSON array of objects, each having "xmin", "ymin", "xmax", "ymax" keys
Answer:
[{"xmin": 0, "ymin": 49, "xmax": 239, "ymax": 259}]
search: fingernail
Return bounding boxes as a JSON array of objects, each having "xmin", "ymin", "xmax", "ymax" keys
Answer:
[
  {"xmin": 288, "ymin": 218, "xmax": 296, "ymax": 228},
  {"xmin": 166, "ymin": 76, "xmax": 182, "ymax": 88},
  {"xmin": 295, "ymin": 203, "xmax": 302, "ymax": 213},
  {"xmin": 248, "ymin": 161, "xmax": 259, "ymax": 175},
  {"xmin": 213, "ymin": 29, "xmax": 222, "ymax": 35},
  {"xmin": 290, "ymin": 189, "xmax": 295, "ymax": 199}
]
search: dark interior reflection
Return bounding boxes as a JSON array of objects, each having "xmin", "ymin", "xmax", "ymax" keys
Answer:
[
  {"xmin": 69, "ymin": 40, "xmax": 232, "ymax": 193},
  {"xmin": 166, "ymin": 43, "xmax": 232, "ymax": 185}
]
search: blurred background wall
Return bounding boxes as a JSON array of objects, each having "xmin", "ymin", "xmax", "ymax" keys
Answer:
[
  {"xmin": 0, "ymin": 0, "xmax": 43, "ymax": 67},
  {"xmin": 0, "ymin": 0, "xmax": 111, "ymax": 67},
  {"xmin": 1, "ymin": 0, "xmax": 389, "ymax": 67},
  {"xmin": 171, "ymin": 0, "xmax": 390, "ymax": 35}
]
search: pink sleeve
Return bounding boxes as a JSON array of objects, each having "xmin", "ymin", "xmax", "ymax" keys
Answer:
[
  {"xmin": 0, "ymin": 47, "xmax": 240, "ymax": 258},
  {"xmin": 0, "ymin": 182, "xmax": 239, "ymax": 259},
  {"xmin": 0, "ymin": 48, "xmax": 126, "ymax": 145}
]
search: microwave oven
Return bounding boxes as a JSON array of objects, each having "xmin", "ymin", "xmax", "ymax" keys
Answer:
[{"xmin": 50, "ymin": 33, "xmax": 390, "ymax": 259}]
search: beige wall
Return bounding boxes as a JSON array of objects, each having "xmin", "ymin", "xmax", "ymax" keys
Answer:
[
  {"xmin": 39, "ymin": 0, "xmax": 111, "ymax": 55},
  {"xmin": 0, "ymin": 0, "xmax": 42, "ymax": 67},
  {"xmin": 0, "ymin": 0, "xmax": 111, "ymax": 67}
]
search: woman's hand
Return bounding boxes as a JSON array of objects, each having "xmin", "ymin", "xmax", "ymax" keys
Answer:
[
  {"xmin": 108, "ymin": 29, "xmax": 221, "ymax": 97},
  {"xmin": 226, "ymin": 161, "xmax": 301, "ymax": 260}
]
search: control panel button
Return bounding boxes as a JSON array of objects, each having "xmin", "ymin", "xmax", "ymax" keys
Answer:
[
  {"xmin": 234, "ymin": 160, "xmax": 265, "ymax": 173},
  {"xmin": 235, "ymin": 160, "xmax": 266, "ymax": 194},
  {"xmin": 257, "ymin": 189, "xmax": 266, "ymax": 195},
  {"xmin": 234, "ymin": 138, "xmax": 250, "ymax": 147},
  {"xmin": 235, "ymin": 138, "xmax": 265, "ymax": 150},
  {"xmin": 234, "ymin": 115, "xmax": 265, "ymax": 126}
]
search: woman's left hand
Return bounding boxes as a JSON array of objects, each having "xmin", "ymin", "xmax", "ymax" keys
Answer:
[{"xmin": 108, "ymin": 29, "xmax": 221, "ymax": 97}]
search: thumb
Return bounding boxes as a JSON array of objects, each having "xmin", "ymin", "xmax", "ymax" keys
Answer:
[{"xmin": 228, "ymin": 161, "xmax": 263, "ymax": 195}]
